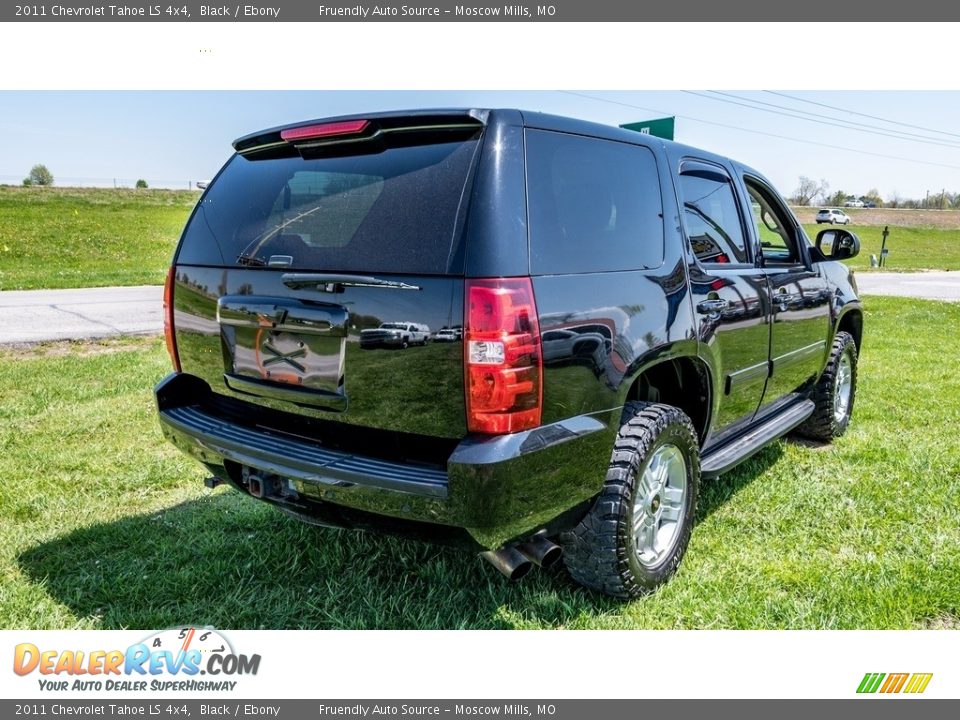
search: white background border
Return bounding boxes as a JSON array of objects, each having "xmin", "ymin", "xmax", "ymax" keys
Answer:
[
  {"xmin": 1, "ymin": 19, "xmax": 957, "ymax": 701},
  {"xmin": 2, "ymin": 629, "xmax": 955, "ymax": 698},
  {"xmin": 0, "ymin": 22, "xmax": 956, "ymax": 91}
]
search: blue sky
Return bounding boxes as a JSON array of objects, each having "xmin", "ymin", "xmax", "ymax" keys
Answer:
[{"xmin": 1, "ymin": 90, "xmax": 958, "ymax": 201}]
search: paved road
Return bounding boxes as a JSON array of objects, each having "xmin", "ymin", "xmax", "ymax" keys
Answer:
[
  {"xmin": 0, "ymin": 272, "xmax": 957, "ymax": 344},
  {"xmin": 0, "ymin": 285, "xmax": 162, "ymax": 344},
  {"xmin": 854, "ymin": 271, "xmax": 960, "ymax": 302}
]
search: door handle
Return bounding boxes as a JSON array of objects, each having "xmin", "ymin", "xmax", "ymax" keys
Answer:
[
  {"xmin": 696, "ymin": 298, "xmax": 730, "ymax": 315},
  {"xmin": 775, "ymin": 288, "xmax": 799, "ymax": 310}
]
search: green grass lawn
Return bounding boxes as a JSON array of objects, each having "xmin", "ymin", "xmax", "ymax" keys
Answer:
[
  {"xmin": 0, "ymin": 187, "xmax": 198, "ymax": 290},
  {"xmin": 0, "ymin": 188, "xmax": 957, "ymax": 292},
  {"xmin": 1, "ymin": 296, "xmax": 959, "ymax": 629},
  {"xmin": 802, "ymin": 223, "xmax": 960, "ymax": 272}
]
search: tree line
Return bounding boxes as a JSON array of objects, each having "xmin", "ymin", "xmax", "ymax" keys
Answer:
[
  {"xmin": 20, "ymin": 164, "xmax": 149, "ymax": 189},
  {"xmin": 791, "ymin": 176, "xmax": 959, "ymax": 209}
]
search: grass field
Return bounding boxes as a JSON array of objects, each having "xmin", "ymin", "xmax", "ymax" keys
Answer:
[
  {"xmin": 791, "ymin": 206, "xmax": 960, "ymax": 230},
  {"xmin": 1, "ymin": 296, "xmax": 958, "ymax": 630},
  {"xmin": 802, "ymin": 223, "xmax": 960, "ymax": 272},
  {"xmin": 0, "ymin": 189, "xmax": 959, "ymax": 292},
  {"xmin": 0, "ymin": 187, "xmax": 198, "ymax": 290}
]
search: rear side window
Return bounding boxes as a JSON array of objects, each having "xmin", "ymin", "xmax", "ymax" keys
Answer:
[
  {"xmin": 525, "ymin": 130, "xmax": 664, "ymax": 274},
  {"xmin": 678, "ymin": 164, "xmax": 748, "ymax": 265},
  {"xmin": 177, "ymin": 136, "xmax": 480, "ymax": 274}
]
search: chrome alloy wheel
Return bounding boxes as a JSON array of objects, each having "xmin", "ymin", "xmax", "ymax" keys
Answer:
[
  {"xmin": 633, "ymin": 444, "xmax": 687, "ymax": 569},
  {"xmin": 834, "ymin": 351, "xmax": 853, "ymax": 424}
]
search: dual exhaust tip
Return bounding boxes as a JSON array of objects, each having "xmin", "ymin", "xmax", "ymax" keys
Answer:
[{"xmin": 481, "ymin": 535, "xmax": 563, "ymax": 581}]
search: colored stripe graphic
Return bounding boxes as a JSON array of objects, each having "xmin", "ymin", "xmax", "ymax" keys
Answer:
[
  {"xmin": 903, "ymin": 673, "xmax": 933, "ymax": 694},
  {"xmin": 880, "ymin": 673, "xmax": 909, "ymax": 693},
  {"xmin": 857, "ymin": 672, "xmax": 932, "ymax": 694},
  {"xmin": 857, "ymin": 673, "xmax": 885, "ymax": 693}
]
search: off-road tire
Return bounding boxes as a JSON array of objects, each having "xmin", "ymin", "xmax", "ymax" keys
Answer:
[
  {"xmin": 561, "ymin": 402, "xmax": 700, "ymax": 598},
  {"xmin": 796, "ymin": 331, "xmax": 858, "ymax": 442}
]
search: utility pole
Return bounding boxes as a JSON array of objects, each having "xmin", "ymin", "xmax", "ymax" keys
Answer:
[
  {"xmin": 880, "ymin": 225, "xmax": 890, "ymax": 268},
  {"xmin": 941, "ymin": 189, "xmax": 946, "ymax": 210}
]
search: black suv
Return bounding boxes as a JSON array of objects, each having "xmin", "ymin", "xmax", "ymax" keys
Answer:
[{"xmin": 156, "ymin": 109, "xmax": 863, "ymax": 598}]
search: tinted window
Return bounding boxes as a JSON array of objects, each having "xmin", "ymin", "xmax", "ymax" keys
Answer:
[
  {"xmin": 177, "ymin": 136, "xmax": 480, "ymax": 274},
  {"xmin": 526, "ymin": 130, "xmax": 664, "ymax": 274},
  {"xmin": 678, "ymin": 166, "xmax": 748, "ymax": 264}
]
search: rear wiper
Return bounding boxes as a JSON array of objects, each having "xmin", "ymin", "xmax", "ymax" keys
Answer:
[
  {"xmin": 237, "ymin": 254, "xmax": 267, "ymax": 267},
  {"xmin": 281, "ymin": 273, "xmax": 421, "ymax": 292}
]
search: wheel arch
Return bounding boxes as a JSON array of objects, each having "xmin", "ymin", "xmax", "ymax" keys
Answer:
[
  {"xmin": 836, "ymin": 306, "xmax": 863, "ymax": 353},
  {"xmin": 624, "ymin": 355, "xmax": 712, "ymax": 445}
]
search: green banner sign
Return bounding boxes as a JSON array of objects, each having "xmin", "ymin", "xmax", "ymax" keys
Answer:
[{"xmin": 621, "ymin": 116, "xmax": 675, "ymax": 140}]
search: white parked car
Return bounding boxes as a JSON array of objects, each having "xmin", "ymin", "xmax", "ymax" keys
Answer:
[
  {"xmin": 360, "ymin": 322, "xmax": 430, "ymax": 349},
  {"xmin": 816, "ymin": 208, "xmax": 851, "ymax": 225},
  {"xmin": 434, "ymin": 328, "xmax": 462, "ymax": 342}
]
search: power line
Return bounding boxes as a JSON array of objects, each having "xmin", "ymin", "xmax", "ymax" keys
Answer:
[
  {"xmin": 702, "ymin": 90, "xmax": 960, "ymax": 149},
  {"xmin": 558, "ymin": 91, "xmax": 960, "ymax": 172},
  {"xmin": 682, "ymin": 90, "xmax": 960, "ymax": 150},
  {"xmin": 764, "ymin": 91, "xmax": 960, "ymax": 140}
]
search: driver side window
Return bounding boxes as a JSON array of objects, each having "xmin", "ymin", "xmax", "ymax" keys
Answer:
[{"xmin": 746, "ymin": 179, "xmax": 800, "ymax": 264}]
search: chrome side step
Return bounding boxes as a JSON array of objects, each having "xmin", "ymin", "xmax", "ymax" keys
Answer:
[{"xmin": 701, "ymin": 399, "xmax": 815, "ymax": 479}]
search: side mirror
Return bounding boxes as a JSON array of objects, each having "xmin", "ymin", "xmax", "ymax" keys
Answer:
[{"xmin": 816, "ymin": 228, "xmax": 860, "ymax": 261}]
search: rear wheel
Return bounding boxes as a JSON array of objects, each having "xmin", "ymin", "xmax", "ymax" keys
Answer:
[
  {"xmin": 561, "ymin": 402, "xmax": 700, "ymax": 598},
  {"xmin": 797, "ymin": 331, "xmax": 857, "ymax": 441}
]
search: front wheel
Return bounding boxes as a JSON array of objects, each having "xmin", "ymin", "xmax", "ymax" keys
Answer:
[
  {"xmin": 797, "ymin": 331, "xmax": 858, "ymax": 441},
  {"xmin": 561, "ymin": 402, "xmax": 700, "ymax": 598}
]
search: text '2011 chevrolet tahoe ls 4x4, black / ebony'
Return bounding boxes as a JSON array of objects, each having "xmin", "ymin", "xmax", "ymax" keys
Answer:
[{"xmin": 156, "ymin": 109, "xmax": 863, "ymax": 598}]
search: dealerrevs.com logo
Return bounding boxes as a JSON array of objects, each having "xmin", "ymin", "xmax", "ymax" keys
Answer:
[
  {"xmin": 13, "ymin": 627, "xmax": 261, "ymax": 693},
  {"xmin": 857, "ymin": 673, "xmax": 933, "ymax": 694}
]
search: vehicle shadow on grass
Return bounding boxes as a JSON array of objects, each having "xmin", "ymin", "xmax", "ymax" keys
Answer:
[
  {"xmin": 16, "ymin": 491, "xmax": 606, "ymax": 629},
  {"xmin": 695, "ymin": 442, "xmax": 784, "ymax": 523},
  {"xmin": 19, "ymin": 446, "xmax": 785, "ymax": 630}
]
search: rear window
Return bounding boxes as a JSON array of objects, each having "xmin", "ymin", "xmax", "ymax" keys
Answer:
[
  {"xmin": 177, "ymin": 135, "xmax": 480, "ymax": 274},
  {"xmin": 525, "ymin": 130, "xmax": 664, "ymax": 274}
]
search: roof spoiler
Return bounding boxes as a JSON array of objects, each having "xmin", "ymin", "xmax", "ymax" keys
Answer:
[{"xmin": 233, "ymin": 109, "xmax": 489, "ymax": 155}]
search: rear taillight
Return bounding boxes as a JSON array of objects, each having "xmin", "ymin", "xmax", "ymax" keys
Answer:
[
  {"xmin": 464, "ymin": 278, "xmax": 542, "ymax": 434},
  {"xmin": 280, "ymin": 120, "xmax": 369, "ymax": 142},
  {"xmin": 163, "ymin": 267, "xmax": 181, "ymax": 372}
]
